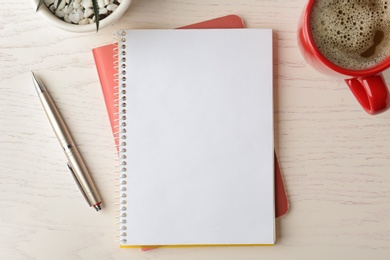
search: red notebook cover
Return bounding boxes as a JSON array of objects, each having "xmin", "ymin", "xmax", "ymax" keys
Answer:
[{"xmin": 93, "ymin": 14, "xmax": 288, "ymax": 219}]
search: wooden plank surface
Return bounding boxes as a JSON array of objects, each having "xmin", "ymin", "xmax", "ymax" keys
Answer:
[{"xmin": 1, "ymin": 0, "xmax": 390, "ymax": 259}]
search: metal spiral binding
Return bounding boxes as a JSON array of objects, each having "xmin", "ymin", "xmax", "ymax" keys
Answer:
[
  {"xmin": 112, "ymin": 31, "xmax": 123, "ymax": 244},
  {"xmin": 117, "ymin": 30, "xmax": 128, "ymax": 245},
  {"xmin": 113, "ymin": 31, "xmax": 120, "ymax": 151}
]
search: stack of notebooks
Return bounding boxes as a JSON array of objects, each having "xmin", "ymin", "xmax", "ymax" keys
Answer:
[{"xmin": 93, "ymin": 15, "xmax": 288, "ymax": 248}]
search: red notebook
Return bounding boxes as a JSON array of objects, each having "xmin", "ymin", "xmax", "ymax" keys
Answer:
[{"xmin": 93, "ymin": 14, "xmax": 288, "ymax": 219}]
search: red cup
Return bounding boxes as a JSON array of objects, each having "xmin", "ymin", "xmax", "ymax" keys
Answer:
[{"xmin": 297, "ymin": 0, "xmax": 390, "ymax": 115}]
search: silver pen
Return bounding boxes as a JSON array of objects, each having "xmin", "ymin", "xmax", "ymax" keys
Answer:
[{"xmin": 32, "ymin": 71, "xmax": 102, "ymax": 211}]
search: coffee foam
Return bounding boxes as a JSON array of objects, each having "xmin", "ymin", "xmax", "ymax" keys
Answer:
[{"xmin": 310, "ymin": 0, "xmax": 390, "ymax": 70}]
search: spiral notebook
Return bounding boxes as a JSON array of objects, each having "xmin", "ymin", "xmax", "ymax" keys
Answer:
[
  {"xmin": 116, "ymin": 28, "xmax": 275, "ymax": 247},
  {"xmin": 92, "ymin": 17, "xmax": 288, "ymax": 229}
]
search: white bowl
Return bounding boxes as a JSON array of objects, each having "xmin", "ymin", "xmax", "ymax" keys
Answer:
[{"xmin": 31, "ymin": 0, "xmax": 132, "ymax": 32}]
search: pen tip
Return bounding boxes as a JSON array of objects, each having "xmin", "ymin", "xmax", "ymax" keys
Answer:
[
  {"xmin": 31, "ymin": 71, "xmax": 38, "ymax": 82},
  {"xmin": 94, "ymin": 203, "xmax": 102, "ymax": 211},
  {"xmin": 31, "ymin": 72, "xmax": 46, "ymax": 93}
]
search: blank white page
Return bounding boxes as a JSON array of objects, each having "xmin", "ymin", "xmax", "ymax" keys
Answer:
[{"xmin": 118, "ymin": 29, "xmax": 274, "ymax": 246}]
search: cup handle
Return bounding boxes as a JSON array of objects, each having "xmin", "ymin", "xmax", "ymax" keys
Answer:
[{"xmin": 345, "ymin": 73, "xmax": 390, "ymax": 115}]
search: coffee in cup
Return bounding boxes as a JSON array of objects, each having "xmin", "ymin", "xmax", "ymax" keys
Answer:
[
  {"xmin": 297, "ymin": 0, "xmax": 390, "ymax": 115},
  {"xmin": 310, "ymin": 0, "xmax": 390, "ymax": 70}
]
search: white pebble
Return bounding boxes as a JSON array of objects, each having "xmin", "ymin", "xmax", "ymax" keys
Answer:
[
  {"xmin": 63, "ymin": 5, "xmax": 73, "ymax": 14},
  {"xmin": 99, "ymin": 8, "xmax": 108, "ymax": 15},
  {"xmin": 107, "ymin": 4, "xmax": 117, "ymax": 12},
  {"xmin": 84, "ymin": 8, "xmax": 94, "ymax": 18},
  {"xmin": 88, "ymin": 18, "xmax": 95, "ymax": 24},
  {"xmin": 81, "ymin": 0, "xmax": 93, "ymax": 8},
  {"xmin": 98, "ymin": 0, "xmax": 105, "ymax": 8},
  {"xmin": 64, "ymin": 14, "xmax": 71, "ymax": 23},
  {"xmin": 79, "ymin": 18, "xmax": 89, "ymax": 25},
  {"xmin": 78, "ymin": 8, "xmax": 84, "ymax": 19},
  {"xmin": 69, "ymin": 9, "xmax": 81, "ymax": 23},
  {"xmin": 104, "ymin": 0, "xmax": 110, "ymax": 5},
  {"xmin": 55, "ymin": 9, "xmax": 65, "ymax": 18},
  {"xmin": 73, "ymin": 2, "xmax": 80, "ymax": 8},
  {"xmin": 44, "ymin": 0, "xmax": 55, "ymax": 6}
]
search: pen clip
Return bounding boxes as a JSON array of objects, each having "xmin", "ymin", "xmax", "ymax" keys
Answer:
[{"xmin": 67, "ymin": 163, "xmax": 90, "ymax": 206}]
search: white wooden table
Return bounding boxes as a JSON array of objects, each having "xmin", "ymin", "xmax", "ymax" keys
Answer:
[{"xmin": 1, "ymin": 0, "xmax": 390, "ymax": 259}]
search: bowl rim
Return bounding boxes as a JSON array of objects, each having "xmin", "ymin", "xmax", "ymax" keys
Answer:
[{"xmin": 30, "ymin": 0, "xmax": 132, "ymax": 32}]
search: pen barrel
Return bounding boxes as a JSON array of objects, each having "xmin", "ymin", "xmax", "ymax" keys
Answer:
[
  {"xmin": 66, "ymin": 148, "xmax": 102, "ymax": 206},
  {"xmin": 38, "ymin": 92, "xmax": 73, "ymax": 146},
  {"xmin": 38, "ymin": 91, "xmax": 102, "ymax": 207}
]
